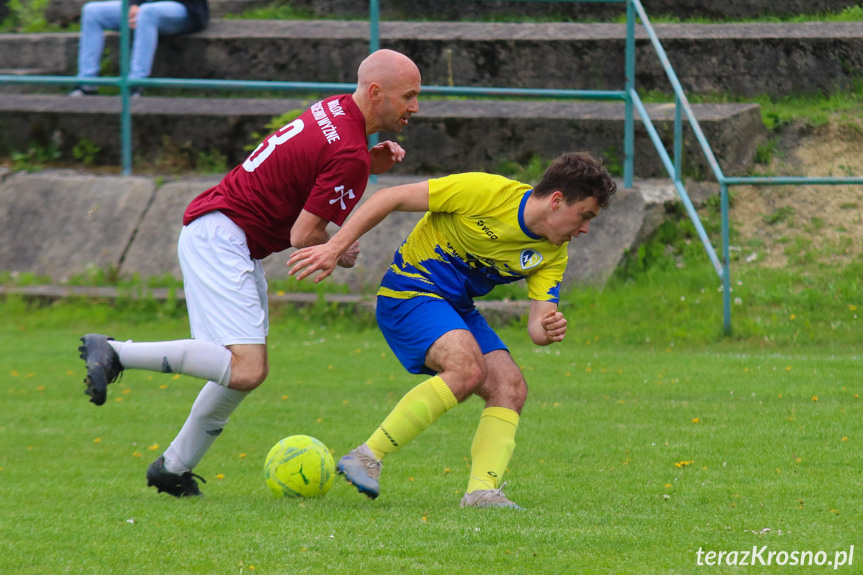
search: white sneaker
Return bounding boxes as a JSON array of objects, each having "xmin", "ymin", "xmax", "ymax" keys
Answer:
[
  {"xmin": 69, "ymin": 87, "xmax": 97, "ymax": 97},
  {"xmin": 460, "ymin": 482, "xmax": 523, "ymax": 509}
]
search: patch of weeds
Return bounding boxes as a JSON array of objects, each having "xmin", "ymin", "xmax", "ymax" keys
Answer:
[
  {"xmin": 10, "ymin": 141, "xmax": 61, "ymax": 172},
  {"xmin": 806, "ymin": 217, "xmax": 825, "ymax": 232},
  {"xmin": 613, "ymin": 199, "xmax": 722, "ymax": 282},
  {"xmin": 225, "ymin": 1, "xmax": 316, "ymax": 21},
  {"xmin": 601, "ymin": 146, "xmax": 623, "ymax": 178},
  {"xmin": 817, "ymin": 236, "xmax": 854, "ymax": 258},
  {"xmin": 72, "ymin": 139, "xmax": 101, "ymax": 167},
  {"xmin": 196, "ymin": 148, "xmax": 228, "ymax": 174},
  {"xmin": 0, "ymin": 270, "xmax": 52, "ymax": 285},
  {"xmin": 754, "ymin": 138, "xmax": 780, "ymax": 165},
  {"xmin": 152, "ymin": 136, "xmax": 201, "ymax": 173},
  {"xmin": 763, "ymin": 205, "xmax": 795, "ymax": 225},
  {"xmin": 65, "ymin": 265, "xmax": 121, "ymax": 286},
  {"xmin": 496, "ymin": 154, "xmax": 550, "ymax": 186},
  {"xmin": 839, "ymin": 202, "xmax": 859, "ymax": 210},
  {"xmin": 268, "ymin": 276, "xmax": 351, "ymax": 296},
  {"xmin": 785, "ymin": 236, "xmax": 816, "ymax": 266},
  {"xmin": 0, "ymin": 0, "xmax": 57, "ymax": 32}
]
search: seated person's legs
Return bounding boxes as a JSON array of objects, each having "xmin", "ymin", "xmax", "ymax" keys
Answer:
[
  {"xmin": 74, "ymin": 0, "xmax": 122, "ymax": 92},
  {"xmin": 129, "ymin": 1, "xmax": 192, "ymax": 80}
]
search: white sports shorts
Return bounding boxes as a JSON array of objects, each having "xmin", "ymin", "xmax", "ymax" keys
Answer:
[{"xmin": 178, "ymin": 211, "xmax": 269, "ymax": 346}]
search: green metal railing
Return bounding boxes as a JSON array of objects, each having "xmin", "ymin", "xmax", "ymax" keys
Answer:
[
  {"xmin": 0, "ymin": 0, "xmax": 636, "ymax": 187},
  {"xmin": 1, "ymin": 0, "xmax": 860, "ymax": 333},
  {"xmin": 626, "ymin": 0, "xmax": 863, "ymax": 334}
]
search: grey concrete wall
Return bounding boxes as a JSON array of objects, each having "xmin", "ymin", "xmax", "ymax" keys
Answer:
[
  {"xmin": 0, "ymin": 95, "xmax": 766, "ymax": 179},
  {"xmin": 4, "ymin": 21, "xmax": 862, "ymax": 97},
  {"xmin": 0, "ymin": 172, "xmax": 154, "ymax": 281},
  {"xmin": 0, "ymin": 171, "xmax": 712, "ymax": 290}
]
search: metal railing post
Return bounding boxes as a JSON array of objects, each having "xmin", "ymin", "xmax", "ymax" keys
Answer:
[
  {"xmin": 368, "ymin": 0, "xmax": 380, "ymax": 180},
  {"xmin": 720, "ymin": 181, "xmax": 731, "ymax": 334},
  {"xmin": 623, "ymin": 0, "xmax": 635, "ymax": 188},
  {"xmin": 369, "ymin": 0, "xmax": 380, "ymax": 52},
  {"xmin": 674, "ymin": 93, "xmax": 682, "ymax": 182},
  {"xmin": 119, "ymin": 0, "xmax": 132, "ymax": 175}
]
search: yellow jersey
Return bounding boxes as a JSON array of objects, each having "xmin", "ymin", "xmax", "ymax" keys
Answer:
[{"xmin": 377, "ymin": 172, "xmax": 568, "ymax": 313}]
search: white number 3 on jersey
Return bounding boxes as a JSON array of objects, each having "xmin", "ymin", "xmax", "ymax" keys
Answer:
[{"xmin": 242, "ymin": 118, "xmax": 305, "ymax": 172}]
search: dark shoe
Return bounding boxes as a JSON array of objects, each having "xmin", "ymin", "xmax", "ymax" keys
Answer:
[
  {"xmin": 130, "ymin": 87, "xmax": 143, "ymax": 98},
  {"xmin": 78, "ymin": 334, "xmax": 124, "ymax": 406},
  {"xmin": 147, "ymin": 456, "xmax": 206, "ymax": 497},
  {"xmin": 69, "ymin": 87, "xmax": 97, "ymax": 97}
]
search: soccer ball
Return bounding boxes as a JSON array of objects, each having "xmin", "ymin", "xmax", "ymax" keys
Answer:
[{"xmin": 264, "ymin": 435, "xmax": 335, "ymax": 498}]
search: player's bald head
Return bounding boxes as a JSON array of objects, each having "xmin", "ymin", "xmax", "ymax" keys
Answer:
[
  {"xmin": 353, "ymin": 49, "xmax": 421, "ymax": 135},
  {"xmin": 357, "ymin": 49, "xmax": 420, "ymax": 91}
]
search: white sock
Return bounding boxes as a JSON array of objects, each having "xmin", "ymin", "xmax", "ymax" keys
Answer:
[
  {"xmin": 108, "ymin": 339, "xmax": 232, "ymax": 387},
  {"xmin": 162, "ymin": 381, "xmax": 249, "ymax": 474}
]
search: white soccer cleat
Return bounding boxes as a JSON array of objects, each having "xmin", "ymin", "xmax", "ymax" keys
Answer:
[{"xmin": 460, "ymin": 482, "xmax": 523, "ymax": 509}]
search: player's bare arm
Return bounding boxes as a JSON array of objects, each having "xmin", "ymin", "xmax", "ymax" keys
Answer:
[
  {"xmin": 527, "ymin": 299, "xmax": 567, "ymax": 346},
  {"xmin": 290, "ymin": 210, "xmax": 359, "ymax": 268},
  {"xmin": 369, "ymin": 141, "xmax": 407, "ymax": 175},
  {"xmin": 289, "ymin": 181, "xmax": 431, "ymax": 282}
]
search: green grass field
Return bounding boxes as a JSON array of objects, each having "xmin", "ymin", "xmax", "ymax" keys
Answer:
[{"xmin": 2, "ymin": 282, "xmax": 861, "ymax": 574}]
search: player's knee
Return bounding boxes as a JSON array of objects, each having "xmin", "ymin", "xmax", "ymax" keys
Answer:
[
  {"xmin": 461, "ymin": 358, "xmax": 488, "ymax": 393},
  {"xmin": 229, "ymin": 361, "xmax": 269, "ymax": 391},
  {"xmin": 81, "ymin": 2, "xmax": 98, "ymax": 20},
  {"xmin": 509, "ymin": 376, "xmax": 528, "ymax": 410},
  {"xmin": 136, "ymin": 4, "xmax": 157, "ymax": 21}
]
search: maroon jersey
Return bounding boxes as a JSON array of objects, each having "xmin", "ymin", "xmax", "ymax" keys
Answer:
[{"xmin": 184, "ymin": 94, "xmax": 371, "ymax": 260}]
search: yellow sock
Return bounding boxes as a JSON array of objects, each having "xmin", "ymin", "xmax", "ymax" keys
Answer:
[
  {"xmin": 466, "ymin": 407, "xmax": 520, "ymax": 493},
  {"xmin": 366, "ymin": 376, "xmax": 458, "ymax": 460}
]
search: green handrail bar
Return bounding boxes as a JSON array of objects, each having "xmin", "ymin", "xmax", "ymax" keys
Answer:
[{"xmin": 0, "ymin": 0, "xmax": 633, "ymax": 178}]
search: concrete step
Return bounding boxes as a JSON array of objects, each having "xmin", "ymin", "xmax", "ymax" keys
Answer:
[
  {"xmin": 3, "ymin": 20, "xmax": 862, "ymax": 97},
  {"xmin": 0, "ymin": 171, "xmax": 717, "ymax": 289},
  {"xmin": 0, "ymin": 94, "xmax": 765, "ymax": 178},
  {"xmin": 41, "ymin": 0, "xmax": 860, "ymax": 26}
]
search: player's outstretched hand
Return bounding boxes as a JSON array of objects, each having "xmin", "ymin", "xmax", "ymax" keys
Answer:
[
  {"xmin": 369, "ymin": 141, "xmax": 406, "ymax": 175},
  {"xmin": 541, "ymin": 310, "xmax": 567, "ymax": 343},
  {"xmin": 288, "ymin": 243, "xmax": 341, "ymax": 283}
]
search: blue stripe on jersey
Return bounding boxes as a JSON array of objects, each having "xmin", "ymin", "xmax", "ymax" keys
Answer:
[
  {"xmin": 381, "ymin": 242, "xmax": 525, "ymax": 313},
  {"xmin": 518, "ymin": 190, "xmax": 542, "ymax": 240}
]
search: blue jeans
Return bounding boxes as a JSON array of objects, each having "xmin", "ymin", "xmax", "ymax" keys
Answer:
[{"xmin": 77, "ymin": 0, "xmax": 192, "ymax": 84}]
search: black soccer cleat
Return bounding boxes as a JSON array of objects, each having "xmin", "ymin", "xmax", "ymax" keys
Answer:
[
  {"xmin": 146, "ymin": 456, "xmax": 206, "ymax": 498},
  {"xmin": 78, "ymin": 334, "xmax": 124, "ymax": 406}
]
